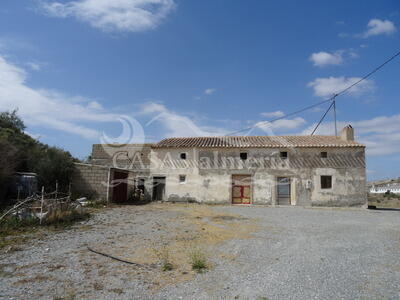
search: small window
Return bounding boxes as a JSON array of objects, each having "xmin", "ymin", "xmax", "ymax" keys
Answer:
[
  {"xmin": 240, "ymin": 152, "xmax": 248, "ymax": 160},
  {"xmin": 180, "ymin": 153, "xmax": 187, "ymax": 160},
  {"xmin": 280, "ymin": 151, "xmax": 288, "ymax": 159},
  {"xmin": 321, "ymin": 152, "xmax": 328, "ymax": 158},
  {"xmin": 321, "ymin": 176, "xmax": 332, "ymax": 189},
  {"xmin": 179, "ymin": 175, "xmax": 186, "ymax": 183}
]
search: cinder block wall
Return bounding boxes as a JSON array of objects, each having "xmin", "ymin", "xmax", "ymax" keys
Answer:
[{"xmin": 72, "ymin": 163, "xmax": 110, "ymax": 201}]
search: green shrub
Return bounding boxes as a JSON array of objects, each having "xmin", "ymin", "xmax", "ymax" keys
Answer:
[{"xmin": 189, "ymin": 249, "xmax": 207, "ymax": 273}]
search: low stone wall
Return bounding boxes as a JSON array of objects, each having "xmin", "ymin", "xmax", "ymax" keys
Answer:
[{"xmin": 72, "ymin": 163, "xmax": 110, "ymax": 201}]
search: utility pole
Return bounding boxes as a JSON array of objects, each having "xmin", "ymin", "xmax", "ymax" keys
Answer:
[{"xmin": 333, "ymin": 94, "xmax": 338, "ymax": 136}]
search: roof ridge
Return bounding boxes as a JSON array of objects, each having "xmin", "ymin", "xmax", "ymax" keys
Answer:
[{"xmin": 158, "ymin": 135, "xmax": 339, "ymax": 139}]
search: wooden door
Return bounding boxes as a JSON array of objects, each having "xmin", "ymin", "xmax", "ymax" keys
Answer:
[
  {"xmin": 232, "ymin": 175, "xmax": 251, "ymax": 204},
  {"xmin": 112, "ymin": 171, "xmax": 128, "ymax": 203}
]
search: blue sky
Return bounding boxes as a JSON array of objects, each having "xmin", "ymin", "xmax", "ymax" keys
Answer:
[{"xmin": 0, "ymin": 0, "xmax": 399, "ymax": 180}]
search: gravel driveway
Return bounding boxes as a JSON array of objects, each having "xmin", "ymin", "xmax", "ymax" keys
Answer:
[{"xmin": 1, "ymin": 204, "xmax": 399, "ymax": 300}]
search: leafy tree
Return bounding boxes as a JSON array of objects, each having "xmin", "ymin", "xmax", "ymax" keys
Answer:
[
  {"xmin": 0, "ymin": 110, "xmax": 78, "ymax": 202},
  {"xmin": 0, "ymin": 110, "xmax": 25, "ymax": 132}
]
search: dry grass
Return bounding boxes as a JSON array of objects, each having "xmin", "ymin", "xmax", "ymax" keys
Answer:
[{"xmin": 103, "ymin": 203, "xmax": 260, "ymax": 289}]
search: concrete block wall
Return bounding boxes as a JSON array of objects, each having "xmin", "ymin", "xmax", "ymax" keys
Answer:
[{"xmin": 72, "ymin": 163, "xmax": 110, "ymax": 201}]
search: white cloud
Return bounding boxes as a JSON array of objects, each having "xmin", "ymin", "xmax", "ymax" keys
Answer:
[
  {"xmin": 362, "ymin": 19, "xmax": 396, "ymax": 38},
  {"xmin": 204, "ymin": 88, "xmax": 216, "ymax": 95},
  {"xmin": 309, "ymin": 51, "xmax": 343, "ymax": 67},
  {"xmin": 308, "ymin": 76, "xmax": 375, "ymax": 98},
  {"xmin": 26, "ymin": 62, "xmax": 42, "ymax": 71},
  {"xmin": 256, "ymin": 117, "xmax": 306, "ymax": 132},
  {"xmin": 301, "ymin": 114, "xmax": 400, "ymax": 156},
  {"xmin": 40, "ymin": 0, "xmax": 176, "ymax": 33},
  {"xmin": 87, "ymin": 100, "xmax": 104, "ymax": 110},
  {"xmin": 309, "ymin": 49, "xmax": 359, "ymax": 67},
  {"xmin": 141, "ymin": 102, "xmax": 228, "ymax": 137},
  {"xmin": 0, "ymin": 55, "xmax": 120, "ymax": 139},
  {"xmin": 260, "ymin": 110, "xmax": 285, "ymax": 118}
]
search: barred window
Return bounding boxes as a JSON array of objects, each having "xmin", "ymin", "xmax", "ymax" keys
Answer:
[{"xmin": 321, "ymin": 176, "xmax": 332, "ymax": 189}]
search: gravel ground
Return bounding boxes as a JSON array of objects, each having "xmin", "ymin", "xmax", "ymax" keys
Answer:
[{"xmin": 1, "ymin": 204, "xmax": 399, "ymax": 300}]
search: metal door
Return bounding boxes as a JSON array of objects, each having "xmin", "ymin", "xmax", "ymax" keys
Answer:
[{"xmin": 277, "ymin": 177, "xmax": 291, "ymax": 205}]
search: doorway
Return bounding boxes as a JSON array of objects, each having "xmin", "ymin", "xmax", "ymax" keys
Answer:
[
  {"xmin": 232, "ymin": 175, "xmax": 252, "ymax": 204},
  {"xmin": 277, "ymin": 177, "xmax": 291, "ymax": 205},
  {"xmin": 112, "ymin": 171, "xmax": 128, "ymax": 203},
  {"xmin": 152, "ymin": 176, "xmax": 166, "ymax": 201}
]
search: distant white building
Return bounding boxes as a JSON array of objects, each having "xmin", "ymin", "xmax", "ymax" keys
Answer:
[{"xmin": 369, "ymin": 184, "xmax": 400, "ymax": 194}]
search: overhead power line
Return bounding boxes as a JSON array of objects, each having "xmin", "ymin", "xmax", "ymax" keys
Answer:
[
  {"xmin": 225, "ymin": 49, "xmax": 400, "ymax": 136},
  {"xmin": 310, "ymin": 100, "xmax": 335, "ymax": 136}
]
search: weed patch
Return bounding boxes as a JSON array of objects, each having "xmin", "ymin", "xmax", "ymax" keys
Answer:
[
  {"xmin": 0, "ymin": 208, "xmax": 90, "ymax": 250},
  {"xmin": 189, "ymin": 248, "xmax": 207, "ymax": 273},
  {"xmin": 152, "ymin": 244, "xmax": 174, "ymax": 271},
  {"xmin": 44, "ymin": 209, "xmax": 90, "ymax": 229}
]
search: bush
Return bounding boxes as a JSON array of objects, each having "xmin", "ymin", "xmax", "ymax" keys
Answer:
[{"xmin": 189, "ymin": 248, "xmax": 207, "ymax": 273}]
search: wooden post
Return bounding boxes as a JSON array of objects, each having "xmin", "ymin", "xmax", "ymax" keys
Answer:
[
  {"xmin": 55, "ymin": 181, "xmax": 58, "ymax": 202},
  {"xmin": 40, "ymin": 186, "xmax": 44, "ymax": 224}
]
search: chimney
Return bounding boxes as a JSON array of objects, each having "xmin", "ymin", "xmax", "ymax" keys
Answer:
[{"xmin": 340, "ymin": 125, "xmax": 354, "ymax": 141}]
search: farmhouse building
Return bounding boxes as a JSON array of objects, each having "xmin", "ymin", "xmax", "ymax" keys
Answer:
[{"xmin": 72, "ymin": 125, "xmax": 367, "ymax": 207}]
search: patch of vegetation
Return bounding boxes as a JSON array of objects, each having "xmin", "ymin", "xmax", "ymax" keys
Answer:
[
  {"xmin": 384, "ymin": 191, "xmax": 400, "ymax": 199},
  {"xmin": 0, "ymin": 216, "xmax": 39, "ymax": 249},
  {"xmin": 0, "ymin": 208, "xmax": 90, "ymax": 249},
  {"xmin": 189, "ymin": 248, "xmax": 207, "ymax": 273},
  {"xmin": 153, "ymin": 244, "xmax": 174, "ymax": 271},
  {"xmin": 44, "ymin": 209, "xmax": 90, "ymax": 229},
  {"xmin": 85, "ymin": 199, "xmax": 107, "ymax": 209},
  {"xmin": 162, "ymin": 261, "xmax": 174, "ymax": 271}
]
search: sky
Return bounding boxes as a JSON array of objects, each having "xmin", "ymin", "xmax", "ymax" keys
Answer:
[{"xmin": 0, "ymin": 0, "xmax": 399, "ymax": 180}]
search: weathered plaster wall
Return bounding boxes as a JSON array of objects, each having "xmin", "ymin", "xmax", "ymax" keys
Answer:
[{"xmin": 150, "ymin": 147, "xmax": 366, "ymax": 207}]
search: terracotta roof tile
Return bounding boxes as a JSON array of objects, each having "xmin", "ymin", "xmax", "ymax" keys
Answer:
[{"xmin": 152, "ymin": 136, "xmax": 365, "ymax": 148}]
